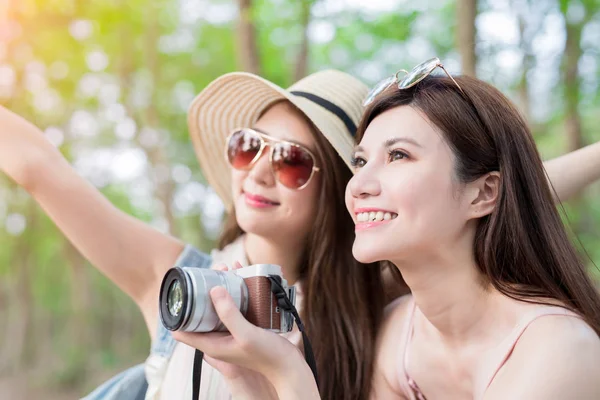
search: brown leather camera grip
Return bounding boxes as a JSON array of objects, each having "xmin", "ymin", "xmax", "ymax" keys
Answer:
[{"xmin": 244, "ymin": 276, "xmax": 280, "ymax": 330}]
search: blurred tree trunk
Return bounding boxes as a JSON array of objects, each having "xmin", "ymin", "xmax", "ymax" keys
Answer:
[
  {"xmin": 517, "ymin": 13, "xmax": 532, "ymax": 124},
  {"xmin": 0, "ymin": 23, "xmax": 36, "ymax": 372},
  {"xmin": 563, "ymin": 23, "xmax": 585, "ymax": 154},
  {"xmin": 456, "ymin": 0, "xmax": 477, "ymax": 77},
  {"xmin": 64, "ymin": 238, "xmax": 91, "ymax": 376},
  {"xmin": 142, "ymin": 4, "xmax": 178, "ymax": 237},
  {"xmin": 560, "ymin": 1, "xmax": 596, "ymax": 242},
  {"xmin": 294, "ymin": 0, "xmax": 313, "ymax": 81},
  {"xmin": 561, "ymin": 2, "xmax": 593, "ymax": 197},
  {"xmin": 238, "ymin": 0, "xmax": 261, "ymax": 74},
  {"xmin": 118, "ymin": 0, "xmax": 178, "ymax": 236},
  {"xmin": 1, "ymin": 200, "xmax": 36, "ymax": 373}
]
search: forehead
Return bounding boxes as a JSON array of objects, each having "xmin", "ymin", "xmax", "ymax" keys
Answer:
[
  {"xmin": 254, "ymin": 102, "xmax": 316, "ymax": 147},
  {"xmin": 358, "ymin": 105, "xmax": 442, "ymax": 149}
]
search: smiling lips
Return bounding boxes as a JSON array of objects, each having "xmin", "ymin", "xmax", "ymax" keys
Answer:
[
  {"xmin": 354, "ymin": 208, "xmax": 398, "ymax": 231},
  {"xmin": 244, "ymin": 192, "xmax": 280, "ymax": 208}
]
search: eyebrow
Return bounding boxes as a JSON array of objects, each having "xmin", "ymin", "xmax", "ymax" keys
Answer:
[
  {"xmin": 252, "ymin": 127, "xmax": 270, "ymax": 136},
  {"xmin": 384, "ymin": 137, "xmax": 422, "ymax": 148},
  {"xmin": 354, "ymin": 136, "xmax": 422, "ymax": 153}
]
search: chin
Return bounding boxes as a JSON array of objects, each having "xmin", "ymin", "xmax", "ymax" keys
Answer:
[
  {"xmin": 352, "ymin": 242, "xmax": 385, "ymax": 264},
  {"xmin": 236, "ymin": 214, "xmax": 275, "ymax": 237}
]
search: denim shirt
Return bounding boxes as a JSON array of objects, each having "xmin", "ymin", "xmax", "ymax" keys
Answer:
[{"xmin": 82, "ymin": 245, "xmax": 212, "ymax": 400}]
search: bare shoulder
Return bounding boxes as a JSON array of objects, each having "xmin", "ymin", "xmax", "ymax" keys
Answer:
[
  {"xmin": 514, "ymin": 312, "xmax": 600, "ymax": 367},
  {"xmin": 370, "ymin": 295, "xmax": 414, "ymax": 399},
  {"xmin": 487, "ymin": 312, "xmax": 600, "ymax": 400}
]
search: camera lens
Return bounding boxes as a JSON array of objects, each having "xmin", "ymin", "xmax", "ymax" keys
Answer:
[
  {"xmin": 160, "ymin": 268, "xmax": 190, "ymax": 331},
  {"xmin": 159, "ymin": 267, "xmax": 249, "ymax": 332},
  {"xmin": 167, "ymin": 280, "xmax": 183, "ymax": 317}
]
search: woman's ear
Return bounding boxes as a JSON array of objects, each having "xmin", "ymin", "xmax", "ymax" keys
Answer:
[{"xmin": 467, "ymin": 172, "xmax": 501, "ymax": 219}]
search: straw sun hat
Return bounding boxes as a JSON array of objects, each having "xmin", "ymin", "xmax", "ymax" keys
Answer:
[{"xmin": 187, "ymin": 69, "xmax": 369, "ymax": 209}]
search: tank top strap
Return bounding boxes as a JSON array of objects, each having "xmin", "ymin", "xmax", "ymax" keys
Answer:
[{"xmin": 395, "ymin": 297, "xmax": 420, "ymax": 400}]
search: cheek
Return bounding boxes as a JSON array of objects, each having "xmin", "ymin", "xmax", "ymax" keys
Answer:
[
  {"xmin": 385, "ymin": 169, "xmax": 430, "ymax": 213},
  {"xmin": 283, "ymin": 178, "xmax": 320, "ymax": 224},
  {"xmin": 388, "ymin": 167, "xmax": 456, "ymax": 230},
  {"xmin": 344, "ymin": 183, "xmax": 353, "ymax": 216},
  {"xmin": 231, "ymin": 170, "xmax": 247, "ymax": 193}
]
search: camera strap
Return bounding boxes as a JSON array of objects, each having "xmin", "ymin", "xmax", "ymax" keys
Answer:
[
  {"xmin": 192, "ymin": 349, "xmax": 203, "ymax": 400},
  {"xmin": 191, "ymin": 276, "xmax": 318, "ymax": 400},
  {"xmin": 267, "ymin": 275, "xmax": 318, "ymax": 387}
]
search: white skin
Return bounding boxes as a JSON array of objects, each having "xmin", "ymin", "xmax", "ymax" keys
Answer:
[
  {"xmin": 1, "ymin": 97, "xmax": 600, "ymax": 397},
  {"xmin": 177, "ymin": 105, "xmax": 600, "ymax": 400}
]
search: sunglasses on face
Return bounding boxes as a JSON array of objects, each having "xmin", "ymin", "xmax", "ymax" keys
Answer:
[
  {"xmin": 225, "ymin": 128, "xmax": 320, "ymax": 190},
  {"xmin": 363, "ymin": 57, "xmax": 465, "ymax": 107}
]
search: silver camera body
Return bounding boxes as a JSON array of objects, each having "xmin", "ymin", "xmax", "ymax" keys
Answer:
[{"xmin": 159, "ymin": 264, "xmax": 296, "ymax": 333}]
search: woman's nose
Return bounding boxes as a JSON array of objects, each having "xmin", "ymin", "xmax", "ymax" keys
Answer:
[
  {"xmin": 348, "ymin": 167, "xmax": 381, "ymax": 199},
  {"xmin": 248, "ymin": 145, "xmax": 276, "ymax": 186}
]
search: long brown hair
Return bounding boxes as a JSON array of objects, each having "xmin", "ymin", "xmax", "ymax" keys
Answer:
[
  {"xmin": 218, "ymin": 101, "xmax": 386, "ymax": 399},
  {"xmin": 357, "ymin": 75, "xmax": 600, "ymax": 336}
]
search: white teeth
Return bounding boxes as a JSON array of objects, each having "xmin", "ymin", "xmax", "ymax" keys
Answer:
[{"xmin": 356, "ymin": 211, "xmax": 397, "ymax": 222}]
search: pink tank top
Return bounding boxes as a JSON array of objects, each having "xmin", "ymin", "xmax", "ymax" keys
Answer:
[{"xmin": 395, "ymin": 298, "xmax": 581, "ymax": 400}]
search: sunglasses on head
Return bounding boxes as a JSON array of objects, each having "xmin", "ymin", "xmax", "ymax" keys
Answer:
[
  {"xmin": 363, "ymin": 57, "xmax": 465, "ymax": 107},
  {"xmin": 225, "ymin": 128, "xmax": 320, "ymax": 190}
]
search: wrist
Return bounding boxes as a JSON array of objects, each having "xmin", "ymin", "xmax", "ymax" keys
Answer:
[
  {"xmin": 270, "ymin": 354, "xmax": 319, "ymax": 400},
  {"xmin": 227, "ymin": 375, "xmax": 278, "ymax": 400}
]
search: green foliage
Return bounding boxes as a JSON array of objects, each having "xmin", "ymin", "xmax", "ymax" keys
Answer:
[{"xmin": 0, "ymin": 0, "xmax": 599, "ymax": 397}]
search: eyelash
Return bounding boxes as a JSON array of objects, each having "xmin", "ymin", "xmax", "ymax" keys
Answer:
[
  {"xmin": 388, "ymin": 149, "xmax": 409, "ymax": 162},
  {"xmin": 350, "ymin": 156, "xmax": 365, "ymax": 168},
  {"xmin": 350, "ymin": 150, "xmax": 409, "ymax": 168}
]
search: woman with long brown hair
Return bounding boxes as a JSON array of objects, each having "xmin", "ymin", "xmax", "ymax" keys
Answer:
[
  {"xmin": 156, "ymin": 70, "xmax": 388, "ymax": 400},
  {"xmin": 175, "ymin": 59, "xmax": 600, "ymax": 399}
]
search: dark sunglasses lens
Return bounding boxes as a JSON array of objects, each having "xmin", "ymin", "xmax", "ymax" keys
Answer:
[
  {"xmin": 271, "ymin": 143, "xmax": 315, "ymax": 189},
  {"xmin": 399, "ymin": 57, "xmax": 439, "ymax": 89},
  {"xmin": 227, "ymin": 129, "xmax": 262, "ymax": 170}
]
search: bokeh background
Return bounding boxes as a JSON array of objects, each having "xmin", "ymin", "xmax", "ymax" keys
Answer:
[{"xmin": 0, "ymin": 0, "xmax": 599, "ymax": 398}]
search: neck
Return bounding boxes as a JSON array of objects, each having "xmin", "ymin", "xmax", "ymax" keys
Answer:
[
  {"xmin": 393, "ymin": 235, "xmax": 505, "ymax": 346},
  {"xmin": 243, "ymin": 233, "xmax": 305, "ymax": 285}
]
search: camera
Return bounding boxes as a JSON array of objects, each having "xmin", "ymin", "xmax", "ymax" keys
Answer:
[{"xmin": 159, "ymin": 264, "xmax": 296, "ymax": 333}]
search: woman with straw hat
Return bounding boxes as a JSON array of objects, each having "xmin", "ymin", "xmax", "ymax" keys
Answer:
[
  {"xmin": 1, "ymin": 67, "xmax": 600, "ymax": 399},
  {"xmin": 144, "ymin": 69, "xmax": 389, "ymax": 400}
]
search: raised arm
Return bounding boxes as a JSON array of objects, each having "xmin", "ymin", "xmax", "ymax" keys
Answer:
[
  {"xmin": 543, "ymin": 141, "xmax": 600, "ymax": 202},
  {"xmin": 0, "ymin": 105, "xmax": 185, "ymax": 337}
]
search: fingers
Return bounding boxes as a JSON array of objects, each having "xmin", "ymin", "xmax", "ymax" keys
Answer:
[
  {"xmin": 213, "ymin": 263, "xmax": 229, "ymax": 272},
  {"xmin": 213, "ymin": 262, "xmax": 243, "ymax": 272},
  {"xmin": 210, "ymin": 286, "xmax": 254, "ymax": 340},
  {"xmin": 233, "ymin": 261, "xmax": 243, "ymax": 270},
  {"xmin": 203, "ymin": 355, "xmax": 244, "ymax": 379},
  {"xmin": 171, "ymin": 330, "xmax": 231, "ymax": 353}
]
